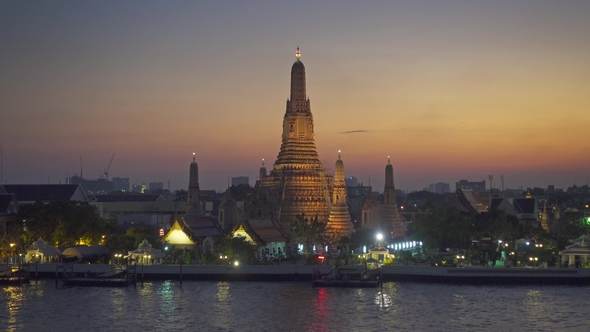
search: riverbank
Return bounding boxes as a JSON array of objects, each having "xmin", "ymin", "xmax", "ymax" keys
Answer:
[{"xmin": 16, "ymin": 263, "xmax": 590, "ymax": 285}]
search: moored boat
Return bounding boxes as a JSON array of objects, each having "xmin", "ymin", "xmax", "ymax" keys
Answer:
[{"xmin": 312, "ymin": 266, "xmax": 382, "ymax": 288}]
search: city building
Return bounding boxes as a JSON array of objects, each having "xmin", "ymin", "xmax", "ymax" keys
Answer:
[
  {"xmin": 66, "ymin": 175, "xmax": 113, "ymax": 195},
  {"xmin": 231, "ymin": 176, "xmax": 249, "ymax": 187},
  {"xmin": 112, "ymin": 177, "xmax": 130, "ymax": 192},
  {"xmin": 345, "ymin": 176, "xmax": 358, "ymax": 187},
  {"xmin": 456, "ymin": 179, "xmax": 486, "ymax": 193},
  {"xmin": 428, "ymin": 182, "xmax": 451, "ymax": 194},
  {"xmin": 149, "ymin": 182, "xmax": 164, "ymax": 192}
]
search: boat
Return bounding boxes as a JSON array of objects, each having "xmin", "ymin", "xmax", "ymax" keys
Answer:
[
  {"xmin": 62, "ymin": 264, "xmax": 131, "ymax": 287},
  {"xmin": 312, "ymin": 265, "xmax": 382, "ymax": 288},
  {"xmin": 0, "ymin": 264, "xmax": 30, "ymax": 285}
]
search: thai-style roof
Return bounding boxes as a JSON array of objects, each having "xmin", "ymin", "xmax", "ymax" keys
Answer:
[
  {"xmin": 3, "ymin": 184, "xmax": 88, "ymax": 203},
  {"xmin": 128, "ymin": 239, "xmax": 165, "ymax": 259},
  {"xmin": 560, "ymin": 243, "xmax": 590, "ymax": 256},
  {"xmin": 91, "ymin": 194, "xmax": 165, "ymax": 202},
  {"xmin": 0, "ymin": 193, "xmax": 18, "ymax": 215},
  {"xmin": 26, "ymin": 237, "xmax": 62, "ymax": 256},
  {"xmin": 513, "ymin": 198, "xmax": 536, "ymax": 214},
  {"xmin": 185, "ymin": 216, "xmax": 225, "ymax": 239},
  {"xmin": 570, "ymin": 234, "xmax": 590, "ymax": 246},
  {"xmin": 456, "ymin": 188, "xmax": 488, "ymax": 214},
  {"xmin": 164, "ymin": 219, "xmax": 200, "ymax": 245},
  {"xmin": 61, "ymin": 245, "xmax": 109, "ymax": 259},
  {"xmin": 234, "ymin": 217, "xmax": 288, "ymax": 246}
]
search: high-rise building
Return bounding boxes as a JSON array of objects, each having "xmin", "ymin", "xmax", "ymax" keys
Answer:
[
  {"xmin": 113, "ymin": 177, "xmax": 130, "ymax": 192},
  {"xmin": 149, "ymin": 182, "xmax": 164, "ymax": 192},
  {"xmin": 253, "ymin": 48, "xmax": 334, "ymax": 235},
  {"xmin": 231, "ymin": 176, "xmax": 249, "ymax": 187},
  {"xmin": 345, "ymin": 176, "xmax": 358, "ymax": 187},
  {"xmin": 456, "ymin": 180, "xmax": 486, "ymax": 193},
  {"xmin": 429, "ymin": 182, "xmax": 451, "ymax": 194}
]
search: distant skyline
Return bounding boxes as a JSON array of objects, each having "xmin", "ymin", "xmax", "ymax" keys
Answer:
[{"xmin": 1, "ymin": 1, "xmax": 589, "ymax": 192}]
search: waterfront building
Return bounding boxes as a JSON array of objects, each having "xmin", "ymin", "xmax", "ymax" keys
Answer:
[
  {"xmin": 164, "ymin": 154, "xmax": 225, "ymax": 257},
  {"xmin": 127, "ymin": 239, "xmax": 164, "ymax": 265},
  {"xmin": 231, "ymin": 217, "xmax": 288, "ymax": 261},
  {"xmin": 163, "ymin": 219, "xmax": 199, "ymax": 250},
  {"xmin": 25, "ymin": 237, "xmax": 62, "ymax": 263},
  {"xmin": 559, "ymin": 234, "xmax": 590, "ymax": 268}
]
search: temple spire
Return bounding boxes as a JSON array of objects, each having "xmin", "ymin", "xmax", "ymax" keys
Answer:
[{"xmin": 296, "ymin": 46, "xmax": 301, "ymax": 60}]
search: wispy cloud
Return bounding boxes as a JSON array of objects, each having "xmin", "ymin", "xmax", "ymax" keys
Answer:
[{"xmin": 339, "ymin": 129, "xmax": 372, "ymax": 134}]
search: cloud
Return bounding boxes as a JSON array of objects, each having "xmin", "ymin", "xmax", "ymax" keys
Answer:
[{"xmin": 339, "ymin": 129, "xmax": 372, "ymax": 134}]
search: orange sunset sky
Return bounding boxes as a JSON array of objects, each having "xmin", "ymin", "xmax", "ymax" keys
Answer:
[{"xmin": 1, "ymin": 1, "xmax": 589, "ymax": 192}]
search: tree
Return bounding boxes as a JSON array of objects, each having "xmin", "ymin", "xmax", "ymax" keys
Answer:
[
  {"xmin": 229, "ymin": 184, "xmax": 255, "ymax": 201},
  {"xmin": 125, "ymin": 226, "xmax": 162, "ymax": 250},
  {"xmin": 18, "ymin": 200, "xmax": 108, "ymax": 247},
  {"xmin": 216, "ymin": 235, "xmax": 256, "ymax": 264},
  {"xmin": 409, "ymin": 203, "xmax": 473, "ymax": 251},
  {"xmin": 290, "ymin": 214, "xmax": 327, "ymax": 259},
  {"xmin": 351, "ymin": 228, "xmax": 376, "ymax": 251}
]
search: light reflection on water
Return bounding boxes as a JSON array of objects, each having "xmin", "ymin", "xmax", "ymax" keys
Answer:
[{"xmin": 1, "ymin": 281, "xmax": 588, "ymax": 331}]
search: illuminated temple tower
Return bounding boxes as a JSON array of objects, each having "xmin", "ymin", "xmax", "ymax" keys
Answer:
[
  {"xmin": 328, "ymin": 151, "xmax": 353, "ymax": 239},
  {"xmin": 255, "ymin": 48, "xmax": 332, "ymax": 233},
  {"xmin": 381, "ymin": 157, "xmax": 405, "ymax": 239}
]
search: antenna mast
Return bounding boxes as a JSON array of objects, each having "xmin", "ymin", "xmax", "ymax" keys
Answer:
[{"xmin": 80, "ymin": 156, "xmax": 83, "ymax": 179}]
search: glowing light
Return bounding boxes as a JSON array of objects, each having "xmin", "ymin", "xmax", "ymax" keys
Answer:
[
  {"xmin": 376, "ymin": 233, "xmax": 383, "ymax": 241},
  {"xmin": 234, "ymin": 261, "xmax": 239, "ymax": 266},
  {"xmin": 295, "ymin": 46, "xmax": 301, "ymax": 60}
]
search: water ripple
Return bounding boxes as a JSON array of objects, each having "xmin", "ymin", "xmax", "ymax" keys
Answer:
[{"xmin": 1, "ymin": 281, "xmax": 588, "ymax": 331}]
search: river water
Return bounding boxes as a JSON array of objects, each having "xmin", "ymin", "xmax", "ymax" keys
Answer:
[{"xmin": 1, "ymin": 280, "xmax": 587, "ymax": 331}]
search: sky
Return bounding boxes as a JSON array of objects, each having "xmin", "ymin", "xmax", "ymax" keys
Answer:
[{"xmin": 1, "ymin": 1, "xmax": 589, "ymax": 193}]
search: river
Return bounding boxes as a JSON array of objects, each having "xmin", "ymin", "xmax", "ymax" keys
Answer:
[{"xmin": 1, "ymin": 280, "xmax": 587, "ymax": 331}]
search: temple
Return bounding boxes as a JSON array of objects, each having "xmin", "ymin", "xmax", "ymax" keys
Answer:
[
  {"xmin": 381, "ymin": 157, "xmax": 405, "ymax": 239},
  {"xmin": 253, "ymin": 48, "xmax": 333, "ymax": 235},
  {"xmin": 328, "ymin": 151, "xmax": 353, "ymax": 239}
]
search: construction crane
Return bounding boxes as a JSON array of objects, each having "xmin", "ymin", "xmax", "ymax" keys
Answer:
[{"xmin": 104, "ymin": 154, "xmax": 115, "ymax": 181}]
